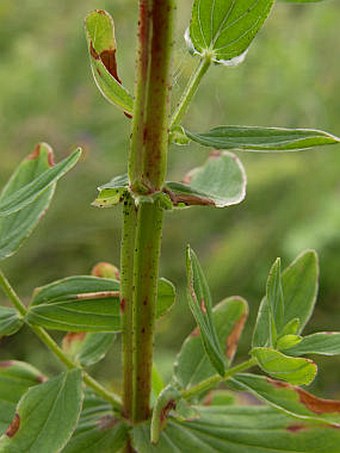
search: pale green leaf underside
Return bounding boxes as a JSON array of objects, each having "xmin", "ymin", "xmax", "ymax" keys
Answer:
[
  {"xmin": 286, "ymin": 332, "xmax": 340, "ymax": 356},
  {"xmin": 0, "ymin": 148, "xmax": 81, "ymax": 217},
  {"xmin": 85, "ymin": 10, "xmax": 134, "ymax": 114},
  {"xmin": 232, "ymin": 373, "xmax": 340, "ymax": 427},
  {"xmin": 26, "ymin": 276, "xmax": 175, "ymax": 332},
  {"xmin": 0, "ymin": 307, "xmax": 23, "ymax": 337},
  {"xmin": 189, "ymin": 0, "xmax": 274, "ymax": 63},
  {"xmin": 251, "ymin": 347, "xmax": 317, "ymax": 385},
  {"xmin": 0, "ymin": 361, "xmax": 45, "ymax": 435},
  {"xmin": 133, "ymin": 405, "xmax": 340, "ymax": 452},
  {"xmin": 186, "ymin": 126, "xmax": 340, "ymax": 151},
  {"xmin": 166, "ymin": 151, "xmax": 246, "ymax": 208},
  {"xmin": 62, "ymin": 392, "xmax": 128, "ymax": 453},
  {"xmin": 0, "ymin": 369, "xmax": 83, "ymax": 453},
  {"xmin": 0, "ymin": 144, "xmax": 56, "ymax": 261},
  {"xmin": 174, "ymin": 297, "xmax": 248, "ymax": 390},
  {"xmin": 63, "ymin": 332, "xmax": 115, "ymax": 367}
]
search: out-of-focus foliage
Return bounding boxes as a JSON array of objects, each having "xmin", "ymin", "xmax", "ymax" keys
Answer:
[{"xmin": 0, "ymin": 0, "xmax": 339, "ymax": 394}]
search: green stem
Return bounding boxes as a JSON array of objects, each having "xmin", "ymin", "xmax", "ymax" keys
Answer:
[
  {"xmin": 121, "ymin": 196, "xmax": 138, "ymax": 419},
  {"xmin": 132, "ymin": 201, "xmax": 164, "ymax": 421},
  {"xmin": 181, "ymin": 358, "xmax": 257, "ymax": 400},
  {"xmin": 0, "ymin": 269, "xmax": 122, "ymax": 410},
  {"xmin": 170, "ymin": 56, "xmax": 211, "ymax": 130}
]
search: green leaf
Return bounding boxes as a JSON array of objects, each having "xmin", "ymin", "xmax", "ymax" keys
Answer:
[
  {"xmin": 253, "ymin": 250, "xmax": 318, "ymax": 348},
  {"xmin": 165, "ymin": 151, "xmax": 246, "ymax": 208},
  {"xmin": 26, "ymin": 276, "xmax": 121, "ymax": 332},
  {"xmin": 62, "ymin": 392, "xmax": 128, "ymax": 453},
  {"xmin": 92, "ymin": 175, "xmax": 129, "ymax": 208},
  {"xmin": 186, "ymin": 246, "xmax": 225, "ymax": 376},
  {"xmin": 0, "ymin": 361, "xmax": 45, "ymax": 435},
  {"xmin": 266, "ymin": 257, "xmax": 284, "ymax": 339},
  {"xmin": 0, "ymin": 307, "xmax": 23, "ymax": 337},
  {"xmin": 232, "ymin": 373, "xmax": 340, "ymax": 427},
  {"xmin": 186, "ymin": 126, "xmax": 340, "ymax": 151},
  {"xmin": 133, "ymin": 405, "xmax": 340, "ymax": 452},
  {"xmin": 276, "ymin": 334, "xmax": 302, "ymax": 351},
  {"xmin": 188, "ymin": 0, "xmax": 274, "ymax": 64},
  {"xmin": 0, "ymin": 148, "xmax": 81, "ymax": 217},
  {"xmin": 251, "ymin": 347, "xmax": 317, "ymax": 385},
  {"xmin": 151, "ymin": 385, "xmax": 180, "ymax": 444},
  {"xmin": 0, "ymin": 369, "xmax": 83, "ymax": 452},
  {"xmin": 282, "ymin": 250, "xmax": 319, "ymax": 331},
  {"xmin": 62, "ymin": 332, "xmax": 115, "ymax": 366},
  {"xmin": 285, "ymin": 332, "xmax": 340, "ymax": 356},
  {"xmin": 0, "ymin": 144, "xmax": 55, "ymax": 261},
  {"xmin": 26, "ymin": 276, "xmax": 175, "ymax": 332},
  {"xmin": 85, "ymin": 10, "xmax": 134, "ymax": 115},
  {"xmin": 174, "ymin": 297, "xmax": 248, "ymax": 390}
]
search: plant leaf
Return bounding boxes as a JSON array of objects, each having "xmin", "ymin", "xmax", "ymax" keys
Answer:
[
  {"xmin": 186, "ymin": 126, "xmax": 340, "ymax": 151},
  {"xmin": 26, "ymin": 276, "xmax": 121, "ymax": 332},
  {"xmin": 26, "ymin": 276, "xmax": 175, "ymax": 332},
  {"xmin": 0, "ymin": 369, "xmax": 83, "ymax": 452},
  {"xmin": 0, "ymin": 144, "xmax": 56, "ymax": 261},
  {"xmin": 62, "ymin": 392, "xmax": 128, "ymax": 453},
  {"xmin": 188, "ymin": 0, "xmax": 274, "ymax": 64},
  {"xmin": 282, "ymin": 250, "xmax": 319, "ymax": 332},
  {"xmin": 174, "ymin": 297, "xmax": 248, "ymax": 390},
  {"xmin": 62, "ymin": 332, "xmax": 115, "ymax": 366},
  {"xmin": 266, "ymin": 257, "xmax": 284, "ymax": 341},
  {"xmin": 92, "ymin": 174, "xmax": 129, "ymax": 208},
  {"xmin": 132, "ymin": 405, "xmax": 340, "ymax": 452},
  {"xmin": 0, "ymin": 361, "xmax": 45, "ymax": 435},
  {"xmin": 251, "ymin": 347, "xmax": 317, "ymax": 385},
  {"xmin": 186, "ymin": 247, "xmax": 225, "ymax": 376},
  {"xmin": 232, "ymin": 373, "xmax": 340, "ymax": 427},
  {"xmin": 165, "ymin": 151, "xmax": 246, "ymax": 208},
  {"xmin": 85, "ymin": 10, "xmax": 134, "ymax": 115},
  {"xmin": 285, "ymin": 332, "xmax": 340, "ymax": 356},
  {"xmin": 0, "ymin": 148, "xmax": 81, "ymax": 217},
  {"xmin": 0, "ymin": 307, "xmax": 24, "ymax": 337}
]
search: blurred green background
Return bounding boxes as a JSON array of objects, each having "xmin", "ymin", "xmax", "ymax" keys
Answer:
[{"xmin": 0, "ymin": 0, "xmax": 339, "ymax": 397}]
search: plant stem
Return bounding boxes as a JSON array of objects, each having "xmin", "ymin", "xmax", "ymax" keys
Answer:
[
  {"xmin": 170, "ymin": 56, "xmax": 211, "ymax": 130},
  {"xmin": 0, "ymin": 269, "xmax": 122, "ymax": 410},
  {"xmin": 181, "ymin": 358, "xmax": 257, "ymax": 400},
  {"xmin": 122, "ymin": 0, "xmax": 175, "ymax": 424}
]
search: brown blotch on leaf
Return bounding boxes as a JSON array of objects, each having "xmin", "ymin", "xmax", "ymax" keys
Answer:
[
  {"xmin": 226, "ymin": 312, "xmax": 248, "ymax": 360},
  {"xmin": 287, "ymin": 423, "xmax": 307, "ymax": 433},
  {"xmin": 190, "ymin": 326, "xmax": 200, "ymax": 337},
  {"xmin": 6, "ymin": 414, "xmax": 20, "ymax": 437},
  {"xmin": 160, "ymin": 400, "xmax": 176, "ymax": 423},
  {"xmin": 100, "ymin": 49, "xmax": 121, "ymax": 83},
  {"xmin": 62, "ymin": 332, "xmax": 86, "ymax": 350},
  {"xmin": 200, "ymin": 299, "xmax": 207, "ymax": 314},
  {"xmin": 97, "ymin": 414, "xmax": 117, "ymax": 431},
  {"xmin": 27, "ymin": 144, "xmax": 41, "ymax": 160}
]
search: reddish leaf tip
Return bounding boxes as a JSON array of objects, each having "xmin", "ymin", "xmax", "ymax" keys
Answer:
[
  {"xmin": 6, "ymin": 413, "xmax": 20, "ymax": 437},
  {"xmin": 0, "ymin": 361, "xmax": 14, "ymax": 368}
]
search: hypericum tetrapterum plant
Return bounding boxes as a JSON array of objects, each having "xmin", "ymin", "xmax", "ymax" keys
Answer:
[{"xmin": 0, "ymin": 0, "xmax": 340, "ymax": 452}]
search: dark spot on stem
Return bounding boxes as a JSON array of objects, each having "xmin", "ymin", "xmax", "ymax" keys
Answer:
[{"xmin": 120, "ymin": 298, "xmax": 126, "ymax": 312}]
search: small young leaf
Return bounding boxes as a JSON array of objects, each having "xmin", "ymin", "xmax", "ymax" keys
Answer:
[
  {"xmin": 232, "ymin": 373, "xmax": 340, "ymax": 427},
  {"xmin": 276, "ymin": 334, "xmax": 302, "ymax": 351},
  {"xmin": 186, "ymin": 246, "xmax": 225, "ymax": 376},
  {"xmin": 62, "ymin": 392, "xmax": 128, "ymax": 453},
  {"xmin": 285, "ymin": 332, "xmax": 340, "ymax": 356},
  {"xmin": 165, "ymin": 151, "xmax": 246, "ymax": 208},
  {"xmin": 62, "ymin": 332, "xmax": 115, "ymax": 367},
  {"xmin": 133, "ymin": 405, "xmax": 340, "ymax": 452},
  {"xmin": 0, "ymin": 361, "xmax": 45, "ymax": 435},
  {"xmin": 92, "ymin": 174, "xmax": 129, "ymax": 208},
  {"xmin": 0, "ymin": 369, "xmax": 83, "ymax": 453},
  {"xmin": 188, "ymin": 0, "xmax": 274, "ymax": 64},
  {"xmin": 282, "ymin": 250, "xmax": 319, "ymax": 332},
  {"xmin": 252, "ymin": 347, "xmax": 317, "ymax": 385},
  {"xmin": 150, "ymin": 385, "xmax": 180, "ymax": 444},
  {"xmin": 0, "ymin": 148, "xmax": 81, "ymax": 217},
  {"xmin": 186, "ymin": 126, "xmax": 340, "ymax": 151},
  {"xmin": 174, "ymin": 297, "xmax": 248, "ymax": 390},
  {"xmin": 85, "ymin": 10, "xmax": 134, "ymax": 115},
  {"xmin": 156, "ymin": 278, "xmax": 176, "ymax": 318},
  {"xmin": 266, "ymin": 257, "xmax": 284, "ymax": 339},
  {"xmin": 0, "ymin": 144, "xmax": 55, "ymax": 261},
  {"xmin": 0, "ymin": 307, "xmax": 23, "ymax": 337}
]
